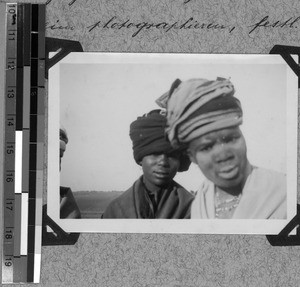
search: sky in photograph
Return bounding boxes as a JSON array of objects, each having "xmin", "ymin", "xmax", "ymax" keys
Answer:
[{"xmin": 54, "ymin": 54, "xmax": 289, "ymax": 192}]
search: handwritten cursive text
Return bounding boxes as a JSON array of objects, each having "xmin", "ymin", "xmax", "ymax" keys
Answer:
[
  {"xmin": 46, "ymin": 20, "xmax": 74, "ymax": 31},
  {"xmin": 46, "ymin": 0, "xmax": 79, "ymax": 6},
  {"xmin": 87, "ymin": 16, "xmax": 230, "ymax": 37},
  {"xmin": 249, "ymin": 15, "xmax": 300, "ymax": 34}
]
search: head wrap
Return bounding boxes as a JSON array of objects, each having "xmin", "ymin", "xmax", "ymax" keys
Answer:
[
  {"xmin": 129, "ymin": 109, "xmax": 190, "ymax": 172},
  {"xmin": 156, "ymin": 77, "xmax": 243, "ymax": 148},
  {"xmin": 60, "ymin": 127, "xmax": 68, "ymax": 155}
]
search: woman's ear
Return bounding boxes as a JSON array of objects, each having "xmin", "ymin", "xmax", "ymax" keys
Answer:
[{"xmin": 187, "ymin": 149, "xmax": 196, "ymax": 164}]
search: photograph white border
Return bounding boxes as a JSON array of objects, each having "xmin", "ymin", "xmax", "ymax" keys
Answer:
[{"xmin": 47, "ymin": 53, "xmax": 298, "ymax": 234}]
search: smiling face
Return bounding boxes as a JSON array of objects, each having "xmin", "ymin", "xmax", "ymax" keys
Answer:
[
  {"xmin": 141, "ymin": 153, "xmax": 180, "ymax": 192},
  {"xmin": 188, "ymin": 127, "xmax": 251, "ymax": 193}
]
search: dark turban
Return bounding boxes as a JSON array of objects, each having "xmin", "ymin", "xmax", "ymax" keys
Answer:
[
  {"xmin": 129, "ymin": 109, "xmax": 190, "ymax": 172},
  {"xmin": 60, "ymin": 127, "xmax": 68, "ymax": 154}
]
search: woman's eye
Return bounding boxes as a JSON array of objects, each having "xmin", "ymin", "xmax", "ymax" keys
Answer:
[
  {"xmin": 226, "ymin": 138, "xmax": 234, "ymax": 143},
  {"xmin": 151, "ymin": 152, "xmax": 161, "ymax": 156},
  {"xmin": 224, "ymin": 136, "xmax": 239, "ymax": 143},
  {"xmin": 200, "ymin": 145, "xmax": 213, "ymax": 152}
]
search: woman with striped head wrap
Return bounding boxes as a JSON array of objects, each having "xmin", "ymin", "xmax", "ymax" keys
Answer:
[
  {"xmin": 158, "ymin": 78, "xmax": 286, "ymax": 219},
  {"xmin": 102, "ymin": 109, "xmax": 194, "ymax": 219}
]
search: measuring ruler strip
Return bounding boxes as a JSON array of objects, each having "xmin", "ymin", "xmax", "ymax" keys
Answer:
[
  {"xmin": 34, "ymin": 5, "xmax": 45, "ymax": 282},
  {"xmin": 3, "ymin": 3, "xmax": 17, "ymax": 284},
  {"xmin": 14, "ymin": 3, "xmax": 26, "ymax": 283},
  {"xmin": 30, "ymin": 4, "xmax": 45, "ymax": 283},
  {"xmin": 3, "ymin": 3, "xmax": 45, "ymax": 283},
  {"xmin": 27, "ymin": 3, "xmax": 36, "ymax": 282},
  {"xmin": 20, "ymin": 5, "xmax": 33, "ymax": 284},
  {"xmin": 20, "ymin": 3, "xmax": 31, "ymax": 259}
]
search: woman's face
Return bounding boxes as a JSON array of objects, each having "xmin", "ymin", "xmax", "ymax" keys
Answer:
[
  {"xmin": 141, "ymin": 153, "xmax": 180, "ymax": 192},
  {"xmin": 188, "ymin": 127, "xmax": 250, "ymax": 192}
]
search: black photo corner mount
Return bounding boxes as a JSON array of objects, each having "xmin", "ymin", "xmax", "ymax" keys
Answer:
[
  {"xmin": 45, "ymin": 37, "xmax": 83, "ymax": 79},
  {"xmin": 42, "ymin": 205, "xmax": 80, "ymax": 246},
  {"xmin": 267, "ymin": 204, "xmax": 300, "ymax": 246},
  {"xmin": 266, "ymin": 45, "xmax": 300, "ymax": 247},
  {"xmin": 43, "ymin": 37, "xmax": 83, "ymax": 246}
]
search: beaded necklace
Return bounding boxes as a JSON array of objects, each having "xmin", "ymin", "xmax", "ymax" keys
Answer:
[{"xmin": 215, "ymin": 188, "xmax": 242, "ymax": 219}]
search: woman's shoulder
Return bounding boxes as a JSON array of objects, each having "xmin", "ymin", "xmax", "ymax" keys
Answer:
[
  {"xmin": 248, "ymin": 166, "xmax": 286, "ymax": 199},
  {"xmin": 101, "ymin": 179, "xmax": 140, "ymax": 218},
  {"xmin": 252, "ymin": 166, "xmax": 286, "ymax": 183},
  {"xmin": 172, "ymin": 180, "xmax": 195, "ymax": 199},
  {"xmin": 193, "ymin": 178, "xmax": 214, "ymax": 195},
  {"xmin": 107, "ymin": 180, "xmax": 138, "ymax": 206}
]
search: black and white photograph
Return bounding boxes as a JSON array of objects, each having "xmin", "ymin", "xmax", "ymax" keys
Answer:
[{"xmin": 47, "ymin": 53, "xmax": 297, "ymax": 234}]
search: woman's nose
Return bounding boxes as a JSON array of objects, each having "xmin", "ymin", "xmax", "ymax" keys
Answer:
[
  {"xmin": 213, "ymin": 143, "xmax": 233, "ymax": 163},
  {"xmin": 157, "ymin": 154, "xmax": 169, "ymax": 165}
]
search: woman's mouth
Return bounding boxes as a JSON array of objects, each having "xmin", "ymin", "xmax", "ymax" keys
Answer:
[
  {"xmin": 217, "ymin": 165, "xmax": 239, "ymax": 180},
  {"xmin": 154, "ymin": 170, "xmax": 170, "ymax": 179}
]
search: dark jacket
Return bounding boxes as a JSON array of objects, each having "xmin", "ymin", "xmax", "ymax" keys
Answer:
[
  {"xmin": 60, "ymin": 186, "xmax": 81, "ymax": 219},
  {"xmin": 102, "ymin": 177, "xmax": 194, "ymax": 219}
]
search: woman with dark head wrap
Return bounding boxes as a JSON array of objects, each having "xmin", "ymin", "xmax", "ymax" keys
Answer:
[
  {"xmin": 102, "ymin": 109, "xmax": 194, "ymax": 219},
  {"xmin": 59, "ymin": 127, "xmax": 81, "ymax": 219},
  {"xmin": 157, "ymin": 78, "xmax": 286, "ymax": 219}
]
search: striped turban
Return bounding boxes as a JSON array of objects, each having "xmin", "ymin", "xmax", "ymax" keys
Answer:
[
  {"xmin": 129, "ymin": 109, "xmax": 190, "ymax": 172},
  {"xmin": 156, "ymin": 77, "xmax": 243, "ymax": 148}
]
